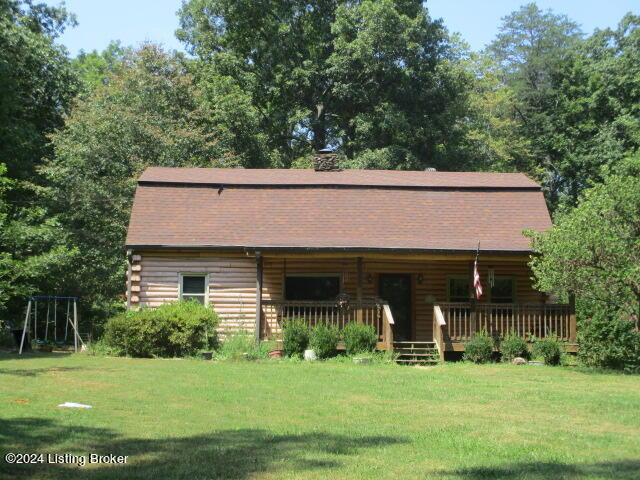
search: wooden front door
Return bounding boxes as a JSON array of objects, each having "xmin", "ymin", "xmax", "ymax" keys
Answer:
[{"xmin": 379, "ymin": 274, "xmax": 412, "ymax": 341}]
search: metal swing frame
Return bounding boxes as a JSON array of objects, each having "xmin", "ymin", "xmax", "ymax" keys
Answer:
[{"xmin": 18, "ymin": 296, "xmax": 84, "ymax": 354}]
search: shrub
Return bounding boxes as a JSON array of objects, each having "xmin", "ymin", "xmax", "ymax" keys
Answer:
[
  {"xmin": 217, "ymin": 332, "xmax": 272, "ymax": 361},
  {"xmin": 500, "ymin": 331, "xmax": 529, "ymax": 362},
  {"xmin": 578, "ymin": 311, "xmax": 640, "ymax": 372},
  {"xmin": 282, "ymin": 318, "xmax": 309, "ymax": 357},
  {"xmin": 463, "ymin": 329, "xmax": 494, "ymax": 363},
  {"xmin": 309, "ymin": 324, "xmax": 340, "ymax": 359},
  {"xmin": 102, "ymin": 301, "xmax": 218, "ymax": 357},
  {"xmin": 342, "ymin": 322, "xmax": 377, "ymax": 355},
  {"xmin": 532, "ymin": 335, "xmax": 563, "ymax": 366}
]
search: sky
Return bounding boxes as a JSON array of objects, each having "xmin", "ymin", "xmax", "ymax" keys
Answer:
[{"xmin": 46, "ymin": 0, "xmax": 639, "ymax": 56}]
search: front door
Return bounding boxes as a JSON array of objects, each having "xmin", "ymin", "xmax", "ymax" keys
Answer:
[{"xmin": 378, "ymin": 274, "xmax": 412, "ymax": 341}]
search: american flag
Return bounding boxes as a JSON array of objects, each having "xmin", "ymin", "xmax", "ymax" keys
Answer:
[{"xmin": 473, "ymin": 244, "xmax": 483, "ymax": 299}]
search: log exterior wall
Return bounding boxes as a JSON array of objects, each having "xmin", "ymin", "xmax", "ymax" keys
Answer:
[
  {"xmin": 262, "ymin": 256, "xmax": 544, "ymax": 341},
  {"xmin": 129, "ymin": 250, "xmax": 544, "ymax": 341},
  {"xmin": 129, "ymin": 251, "xmax": 256, "ymax": 336}
]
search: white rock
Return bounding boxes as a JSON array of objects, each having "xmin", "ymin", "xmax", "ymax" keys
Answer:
[
  {"xmin": 58, "ymin": 402, "xmax": 92, "ymax": 409},
  {"xmin": 303, "ymin": 349, "xmax": 317, "ymax": 361}
]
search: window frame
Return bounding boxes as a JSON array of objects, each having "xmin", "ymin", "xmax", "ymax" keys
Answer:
[
  {"xmin": 447, "ymin": 275, "xmax": 470, "ymax": 303},
  {"xmin": 179, "ymin": 273, "xmax": 209, "ymax": 305},
  {"xmin": 284, "ymin": 273, "xmax": 342, "ymax": 301},
  {"xmin": 489, "ymin": 276, "xmax": 517, "ymax": 304}
]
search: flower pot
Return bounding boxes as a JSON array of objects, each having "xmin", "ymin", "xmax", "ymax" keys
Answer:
[
  {"xmin": 268, "ymin": 349, "xmax": 283, "ymax": 358},
  {"xmin": 201, "ymin": 351, "xmax": 213, "ymax": 360}
]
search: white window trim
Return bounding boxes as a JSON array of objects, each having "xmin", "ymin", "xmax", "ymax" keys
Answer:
[{"xmin": 179, "ymin": 273, "xmax": 209, "ymax": 305}]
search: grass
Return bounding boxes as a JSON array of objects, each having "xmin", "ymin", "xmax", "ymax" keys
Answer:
[{"xmin": 1, "ymin": 353, "xmax": 639, "ymax": 479}]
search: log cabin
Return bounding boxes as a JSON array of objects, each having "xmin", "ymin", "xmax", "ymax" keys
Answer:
[{"xmin": 125, "ymin": 151, "xmax": 576, "ymax": 361}]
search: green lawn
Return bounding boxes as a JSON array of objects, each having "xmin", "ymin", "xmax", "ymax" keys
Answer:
[{"xmin": 1, "ymin": 353, "xmax": 639, "ymax": 480}]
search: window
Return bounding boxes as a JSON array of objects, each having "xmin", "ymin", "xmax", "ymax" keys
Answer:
[
  {"xmin": 285, "ymin": 275, "xmax": 340, "ymax": 301},
  {"xmin": 180, "ymin": 274, "xmax": 208, "ymax": 304},
  {"xmin": 490, "ymin": 278, "xmax": 515, "ymax": 303},
  {"xmin": 448, "ymin": 277, "xmax": 469, "ymax": 302}
]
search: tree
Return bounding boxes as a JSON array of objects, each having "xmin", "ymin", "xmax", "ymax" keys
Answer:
[
  {"xmin": 72, "ymin": 41, "xmax": 130, "ymax": 93},
  {"xmin": 487, "ymin": 4, "xmax": 640, "ymax": 209},
  {"xmin": 461, "ymin": 54, "xmax": 536, "ymax": 174},
  {"xmin": 177, "ymin": 0, "xmax": 470, "ymax": 169},
  {"xmin": 0, "ymin": 0, "xmax": 78, "ymax": 182},
  {"xmin": 546, "ymin": 13, "xmax": 640, "ymax": 206},
  {"xmin": 528, "ymin": 154, "xmax": 640, "ymax": 323},
  {"xmin": 43, "ymin": 45, "xmax": 230, "ymax": 324},
  {"xmin": 0, "ymin": 0, "xmax": 79, "ymax": 324}
]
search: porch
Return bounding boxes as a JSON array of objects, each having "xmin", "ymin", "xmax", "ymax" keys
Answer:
[
  {"xmin": 255, "ymin": 253, "xmax": 576, "ymax": 360},
  {"xmin": 259, "ymin": 298, "xmax": 576, "ymax": 359}
]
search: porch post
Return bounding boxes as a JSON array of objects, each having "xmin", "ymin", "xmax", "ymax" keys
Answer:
[
  {"xmin": 568, "ymin": 291, "xmax": 576, "ymax": 342},
  {"xmin": 255, "ymin": 252, "xmax": 263, "ymax": 343},
  {"xmin": 356, "ymin": 257, "xmax": 363, "ymax": 323},
  {"xmin": 126, "ymin": 249, "xmax": 133, "ymax": 310},
  {"xmin": 469, "ymin": 261, "xmax": 477, "ymax": 337}
]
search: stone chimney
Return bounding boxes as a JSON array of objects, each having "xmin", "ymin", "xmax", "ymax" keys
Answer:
[{"xmin": 313, "ymin": 148, "xmax": 340, "ymax": 172}]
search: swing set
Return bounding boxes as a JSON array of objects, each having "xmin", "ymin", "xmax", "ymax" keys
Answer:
[{"xmin": 18, "ymin": 296, "xmax": 85, "ymax": 354}]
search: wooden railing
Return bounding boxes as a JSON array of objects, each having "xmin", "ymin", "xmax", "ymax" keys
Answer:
[
  {"xmin": 433, "ymin": 305, "xmax": 446, "ymax": 361},
  {"xmin": 436, "ymin": 302, "xmax": 575, "ymax": 343},
  {"xmin": 261, "ymin": 298, "xmax": 396, "ymax": 349}
]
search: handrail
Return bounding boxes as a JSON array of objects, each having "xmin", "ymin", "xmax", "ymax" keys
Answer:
[
  {"xmin": 261, "ymin": 298, "xmax": 394, "ymax": 347},
  {"xmin": 436, "ymin": 302, "xmax": 574, "ymax": 342},
  {"xmin": 433, "ymin": 305, "xmax": 446, "ymax": 362},
  {"xmin": 382, "ymin": 303, "xmax": 394, "ymax": 350}
]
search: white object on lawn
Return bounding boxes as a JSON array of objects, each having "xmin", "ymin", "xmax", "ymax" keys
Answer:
[
  {"xmin": 303, "ymin": 349, "xmax": 317, "ymax": 361},
  {"xmin": 58, "ymin": 402, "xmax": 92, "ymax": 409}
]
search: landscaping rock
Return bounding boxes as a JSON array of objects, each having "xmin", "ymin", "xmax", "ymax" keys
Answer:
[
  {"xmin": 512, "ymin": 357, "xmax": 527, "ymax": 365},
  {"xmin": 303, "ymin": 349, "xmax": 317, "ymax": 361}
]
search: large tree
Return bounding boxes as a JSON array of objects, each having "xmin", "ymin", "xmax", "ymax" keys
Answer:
[
  {"xmin": 487, "ymin": 4, "xmax": 640, "ymax": 209},
  {"xmin": 0, "ymin": 0, "xmax": 78, "ymax": 182},
  {"xmin": 43, "ymin": 45, "xmax": 230, "ymax": 324},
  {"xmin": 528, "ymin": 154, "xmax": 640, "ymax": 322},
  {"xmin": 0, "ymin": 0, "xmax": 79, "ymax": 324},
  {"xmin": 177, "ymin": 0, "xmax": 470, "ymax": 169}
]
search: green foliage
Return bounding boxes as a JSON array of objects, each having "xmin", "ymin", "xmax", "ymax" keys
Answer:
[
  {"xmin": 342, "ymin": 322, "xmax": 377, "ymax": 356},
  {"xmin": 0, "ymin": 1, "xmax": 80, "ymax": 322},
  {"xmin": 178, "ymin": 0, "xmax": 470, "ymax": 169},
  {"xmin": 532, "ymin": 336, "xmax": 563, "ymax": 366},
  {"xmin": 102, "ymin": 301, "xmax": 218, "ymax": 357},
  {"xmin": 216, "ymin": 332, "xmax": 271, "ymax": 361},
  {"xmin": 309, "ymin": 323, "xmax": 340, "ymax": 359},
  {"xmin": 578, "ymin": 310, "xmax": 640, "ymax": 372},
  {"xmin": 528, "ymin": 156, "xmax": 640, "ymax": 326},
  {"xmin": 500, "ymin": 331, "xmax": 529, "ymax": 362},
  {"xmin": 282, "ymin": 318, "xmax": 309, "ymax": 358},
  {"xmin": 72, "ymin": 41, "xmax": 129, "ymax": 93},
  {"xmin": 42, "ymin": 45, "xmax": 230, "ymax": 327},
  {"xmin": 463, "ymin": 330, "xmax": 494, "ymax": 364}
]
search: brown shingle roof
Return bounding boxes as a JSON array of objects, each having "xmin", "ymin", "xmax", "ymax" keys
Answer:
[
  {"xmin": 127, "ymin": 168, "xmax": 551, "ymax": 252},
  {"xmin": 140, "ymin": 167, "xmax": 540, "ymax": 189}
]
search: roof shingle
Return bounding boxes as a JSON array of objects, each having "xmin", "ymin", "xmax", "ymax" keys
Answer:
[{"xmin": 126, "ymin": 168, "xmax": 551, "ymax": 252}]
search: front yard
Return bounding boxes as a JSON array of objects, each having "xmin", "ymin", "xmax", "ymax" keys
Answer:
[{"xmin": 1, "ymin": 353, "xmax": 639, "ymax": 479}]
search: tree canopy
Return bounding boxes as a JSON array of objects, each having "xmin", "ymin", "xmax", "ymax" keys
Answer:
[
  {"xmin": 178, "ymin": 0, "xmax": 470, "ymax": 169},
  {"xmin": 0, "ymin": 0, "xmax": 639, "ymax": 341}
]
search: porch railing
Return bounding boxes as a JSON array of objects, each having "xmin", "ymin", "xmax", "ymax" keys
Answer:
[
  {"xmin": 435, "ymin": 302, "xmax": 576, "ymax": 345},
  {"xmin": 261, "ymin": 298, "xmax": 395, "ymax": 349}
]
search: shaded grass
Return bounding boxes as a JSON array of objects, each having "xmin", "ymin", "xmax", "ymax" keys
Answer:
[{"xmin": 1, "ymin": 353, "xmax": 639, "ymax": 479}]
